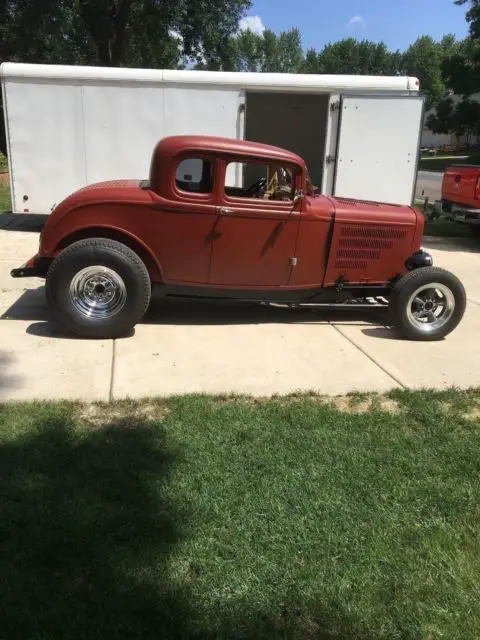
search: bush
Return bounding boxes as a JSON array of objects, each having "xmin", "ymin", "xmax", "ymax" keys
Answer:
[{"xmin": 0, "ymin": 152, "xmax": 8, "ymax": 172}]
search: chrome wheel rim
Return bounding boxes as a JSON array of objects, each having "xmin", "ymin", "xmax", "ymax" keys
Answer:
[
  {"xmin": 406, "ymin": 282, "xmax": 455, "ymax": 333},
  {"xmin": 69, "ymin": 266, "xmax": 127, "ymax": 319}
]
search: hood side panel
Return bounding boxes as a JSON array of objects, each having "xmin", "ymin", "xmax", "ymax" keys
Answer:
[{"xmin": 324, "ymin": 197, "xmax": 417, "ymax": 286}]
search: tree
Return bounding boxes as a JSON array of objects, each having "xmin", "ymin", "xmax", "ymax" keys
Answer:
[
  {"xmin": 456, "ymin": 0, "xmax": 480, "ymax": 37},
  {"xmin": 199, "ymin": 27, "xmax": 303, "ymax": 73},
  {"xmin": 441, "ymin": 5, "xmax": 480, "ymax": 95},
  {"xmin": 0, "ymin": 0, "xmax": 253, "ymax": 68},
  {"xmin": 232, "ymin": 29, "xmax": 264, "ymax": 72},
  {"xmin": 454, "ymin": 98, "xmax": 480, "ymax": 141},
  {"xmin": 315, "ymin": 39, "xmax": 403, "ymax": 76},
  {"xmin": 425, "ymin": 96, "xmax": 455, "ymax": 134},
  {"xmin": 441, "ymin": 37, "xmax": 480, "ymax": 95},
  {"xmin": 426, "ymin": 96, "xmax": 480, "ymax": 142},
  {"xmin": 301, "ymin": 48, "xmax": 320, "ymax": 74},
  {"xmin": 402, "ymin": 36, "xmax": 445, "ymax": 109},
  {"xmin": 76, "ymin": 0, "xmax": 252, "ymax": 67},
  {"xmin": 263, "ymin": 28, "xmax": 303, "ymax": 73},
  {"xmin": 0, "ymin": 1, "xmax": 95, "ymax": 65}
]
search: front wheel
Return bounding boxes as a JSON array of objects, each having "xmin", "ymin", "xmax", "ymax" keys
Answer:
[
  {"xmin": 46, "ymin": 238, "xmax": 151, "ymax": 338},
  {"xmin": 389, "ymin": 267, "xmax": 466, "ymax": 341}
]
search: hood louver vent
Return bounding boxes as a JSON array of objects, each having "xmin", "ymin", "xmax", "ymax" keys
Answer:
[
  {"xmin": 334, "ymin": 225, "xmax": 407, "ymax": 269},
  {"xmin": 341, "ymin": 226, "xmax": 407, "ymax": 240}
]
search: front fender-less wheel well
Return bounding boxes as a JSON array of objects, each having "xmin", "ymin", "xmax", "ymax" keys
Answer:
[{"xmin": 54, "ymin": 228, "xmax": 162, "ymax": 282}]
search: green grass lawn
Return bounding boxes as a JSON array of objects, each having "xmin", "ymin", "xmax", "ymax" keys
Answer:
[
  {"xmin": 419, "ymin": 151, "xmax": 480, "ymax": 173},
  {"xmin": 1, "ymin": 391, "xmax": 480, "ymax": 639},
  {"xmin": 413, "ymin": 201, "xmax": 473, "ymax": 239},
  {"xmin": 0, "ymin": 179, "xmax": 11, "ymax": 212},
  {"xmin": 423, "ymin": 217, "xmax": 474, "ymax": 239}
]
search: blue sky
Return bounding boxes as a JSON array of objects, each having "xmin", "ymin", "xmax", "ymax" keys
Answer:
[{"xmin": 239, "ymin": 0, "xmax": 469, "ymax": 52}]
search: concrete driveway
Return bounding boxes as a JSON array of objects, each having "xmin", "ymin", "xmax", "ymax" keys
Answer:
[{"xmin": 1, "ymin": 221, "xmax": 479, "ymax": 401}]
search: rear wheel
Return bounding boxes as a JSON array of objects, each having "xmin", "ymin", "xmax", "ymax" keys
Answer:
[
  {"xmin": 46, "ymin": 238, "xmax": 151, "ymax": 338},
  {"xmin": 389, "ymin": 267, "xmax": 466, "ymax": 341}
]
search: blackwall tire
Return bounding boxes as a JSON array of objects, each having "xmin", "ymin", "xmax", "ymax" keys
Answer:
[
  {"xmin": 46, "ymin": 238, "xmax": 151, "ymax": 338},
  {"xmin": 389, "ymin": 267, "xmax": 466, "ymax": 341}
]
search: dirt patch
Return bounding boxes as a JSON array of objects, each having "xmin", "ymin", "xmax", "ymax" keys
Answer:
[
  {"xmin": 0, "ymin": 172, "xmax": 9, "ymax": 185},
  {"xmin": 78, "ymin": 401, "xmax": 169, "ymax": 427},
  {"xmin": 331, "ymin": 397, "xmax": 371, "ymax": 414},
  {"xmin": 462, "ymin": 404, "xmax": 480, "ymax": 421},
  {"xmin": 329, "ymin": 395, "xmax": 401, "ymax": 415},
  {"xmin": 211, "ymin": 393, "xmax": 401, "ymax": 414}
]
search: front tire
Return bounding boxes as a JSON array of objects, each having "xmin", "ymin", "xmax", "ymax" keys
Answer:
[
  {"xmin": 46, "ymin": 238, "xmax": 151, "ymax": 338},
  {"xmin": 389, "ymin": 267, "xmax": 466, "ymax": 341}
]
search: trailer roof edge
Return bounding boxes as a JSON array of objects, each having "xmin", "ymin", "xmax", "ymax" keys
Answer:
[{"xmin": 0, "ymin": 62, "xmax": 420, "ymax": 93}]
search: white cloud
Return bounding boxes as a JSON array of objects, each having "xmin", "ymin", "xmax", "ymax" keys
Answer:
[
  {"xmin": 239, "ymin": 15, "xmax": 265, "ymax": 35},
  {"xmin": 347, "ymin": 15, "xmax": 367, "ymax": 29}
]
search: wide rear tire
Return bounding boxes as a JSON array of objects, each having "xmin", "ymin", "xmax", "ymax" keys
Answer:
[
  {"xmin": 46, "ymin": 238, "xmax": 151, "ymax": 338},
  {"xmin": 389, "ymin": 267, "xmax": 466, "ymax": 341}
]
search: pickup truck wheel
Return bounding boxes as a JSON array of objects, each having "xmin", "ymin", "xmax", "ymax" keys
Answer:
[
  {"xmin": 389, "ymin": 267, "xmax": 466, "ymax": 341},
  {"xmin": 46, "ymin": 238, "xmax": 151, "ymax": 338}
]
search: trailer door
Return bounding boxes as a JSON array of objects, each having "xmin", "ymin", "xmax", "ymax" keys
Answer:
[{"xmin": 333, "ymin": 95, "xmax": 424, "ymax": 205}]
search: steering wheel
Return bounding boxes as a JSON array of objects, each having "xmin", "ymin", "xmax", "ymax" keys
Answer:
[{"xmin": 244, "ymin": 177, "xmax": 267, "ymax": 198}]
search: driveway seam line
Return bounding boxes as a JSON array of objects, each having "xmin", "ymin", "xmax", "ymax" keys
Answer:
[
  {"xmin": 109, "ymin": 340, "xmax": 116, "ymax": 402},
  {"xmin": 331, "ymin": 323, "xmax": 407, "ymax": 389},
  {"xmin": 467, "ymin": 297, "xmax": 480, "ymax": 306}
]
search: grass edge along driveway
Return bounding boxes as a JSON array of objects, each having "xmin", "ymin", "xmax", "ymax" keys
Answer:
[{"xmin": 0, "ymin": 389, "xmax": 479, "ymax": 639}]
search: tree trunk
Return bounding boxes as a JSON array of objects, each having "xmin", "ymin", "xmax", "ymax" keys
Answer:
[
  {"xmin": 78, "ymin": 0, "xmax": 133, "ymax": 67},
  {"xmin": 111, "ymin": 0, "xmax": 133, "ymax": 66}
]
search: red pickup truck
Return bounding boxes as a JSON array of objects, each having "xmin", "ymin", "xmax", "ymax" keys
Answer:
[
  {"xmin": 12, "ymin": 136, "xmax": 466, "ymax": 341},
  {"xmin": 435, "ymin": 165, "xmax": 480, "ymax": 237}
]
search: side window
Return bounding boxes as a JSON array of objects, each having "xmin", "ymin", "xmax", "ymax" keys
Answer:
[
  {"xmin": 225, "ymin": 161, "xmax": 294, "ymax": 201},
  {"xmin": 176, "ymin": 158, "xmax": 214, "ymax": 194}
]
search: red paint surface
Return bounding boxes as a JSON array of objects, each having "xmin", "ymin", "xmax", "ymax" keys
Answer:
[
  {"xmin": 442, "ymin": 165, "xmax": 480, "ymax": 207},
  {"xmin": 37, "ymin": 135, "xmax": 422, "ymax": 290}
]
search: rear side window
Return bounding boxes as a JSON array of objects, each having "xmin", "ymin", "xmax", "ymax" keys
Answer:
[{"xmin": 176, "ymin": 158, "xmax": 214, "ymax": 194}]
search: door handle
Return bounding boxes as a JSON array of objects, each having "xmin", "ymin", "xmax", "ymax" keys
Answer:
[{"xmin": 217, "ymin": 207, "xmax": 235, "ymax": 216}]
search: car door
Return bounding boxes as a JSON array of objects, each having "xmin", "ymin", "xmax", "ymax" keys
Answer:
[{"xmin": 208, "ymin": 159, "xmax": 301, "ymax": 288}]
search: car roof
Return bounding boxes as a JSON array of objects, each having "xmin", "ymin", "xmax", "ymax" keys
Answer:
[{"xmin": 156, "ymin": 135, "xmax": 306, "ymax": 167}]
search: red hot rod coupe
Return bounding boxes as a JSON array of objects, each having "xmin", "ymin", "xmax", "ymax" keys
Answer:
[{"xmin": 12, "ymin": 135, "xmax": 466, "ymax": 340}]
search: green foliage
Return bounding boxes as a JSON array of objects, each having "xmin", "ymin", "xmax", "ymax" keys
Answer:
[
  {"xmin": 0, "ymin": 153, "xmax": 8, "ymax": 172},
  {"xmin": 441, "ymin": 36, "xmax": 480, "ymax": 95},
  {"xmin": 199, "ymin": 27, "xmax": 303, "ymax": 73},
  {"xmin": 264, "ymin": 28, "xmax": 303, "ymax": 73},
  {"xmin": 456, "ymin": 0, "xmax": 480, "ymax": 38},
  {"xmin": 440, "ymin": 2, "xmax": 480, "ymax": 97},
  {"xmin": 315, "ymin": 38, "xmax": 404, "ymax": 76},
  {"xmin": 426, "ymin": 95, "xmax": 480, "ymax": 141},
  {"xmin": 0, "ymin": 0, "xmax": 253, "ymax": 69},
  {"xmin": 426, "ymin": 96, "xmax": 455, "ymax": 134},
  {"xmin": 403, "ymin": 36, "xmax": 446, "ymax": 109},
  {"xmin": 0, "ymin": 182, "xmax": 11, "ymax": 212}
]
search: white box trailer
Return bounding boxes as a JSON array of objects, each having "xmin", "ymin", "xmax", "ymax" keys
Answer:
[{"xmin": 0, "ymin": 62, "xmax": 423, "ymax": 214}]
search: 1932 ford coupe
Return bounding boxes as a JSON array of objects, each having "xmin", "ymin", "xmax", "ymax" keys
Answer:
[{"xmin": 12, "ymin": 135, "xmax": 466, "ymax": 340}]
